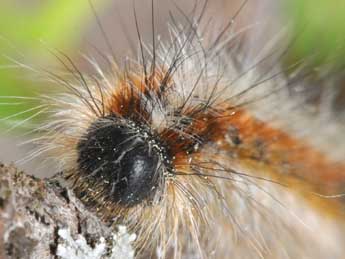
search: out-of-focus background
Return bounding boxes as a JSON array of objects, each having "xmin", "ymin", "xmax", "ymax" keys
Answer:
[{"xmin": 0, "ymin": 0, "xmax": 344, "ymax": 176}]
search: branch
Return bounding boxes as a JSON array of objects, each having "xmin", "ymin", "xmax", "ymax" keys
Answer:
[{"xmin": 0, "ymin": 163, "xmax": 135, "ymax": 259}]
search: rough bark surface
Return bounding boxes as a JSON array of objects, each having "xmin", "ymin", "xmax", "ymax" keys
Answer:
[{"xmin": 0, "ymin": 163, "xmax": 115, "ymax": 259}]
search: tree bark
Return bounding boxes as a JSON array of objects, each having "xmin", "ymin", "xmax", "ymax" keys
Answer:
[{"xmin": 0, "ymin": 163, "xmax": 132, "ymax": 259}]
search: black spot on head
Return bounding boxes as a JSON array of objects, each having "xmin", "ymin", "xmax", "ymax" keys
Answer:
[{"xmin": 77, "ymin": 116, "xmax": 165, "ymax": 207}]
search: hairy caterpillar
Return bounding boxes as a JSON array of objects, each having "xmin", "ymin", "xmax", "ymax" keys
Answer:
[{"xmin": 2, "ymin": 0, "xmax": 345, "ymax": 258}]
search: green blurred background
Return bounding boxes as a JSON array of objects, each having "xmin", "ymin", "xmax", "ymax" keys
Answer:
[
  {"xmin": 0, "ymin": 0, "xmax": 109, "ymax": 123},
  {"xmin": 288, "ymin": 0, "xmax": 345, "ymax": 64}
]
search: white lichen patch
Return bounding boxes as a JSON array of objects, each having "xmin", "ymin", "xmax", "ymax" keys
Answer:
[
  {"xmin": 56, "ymin": 226, "xmax": 136, "ymax": 259},
  {"xmin": 111, "ymin": 226, "xmax": 136, "ymax": 259},
  {"xmin": 56, "ymin": 228, "xmax": 106, "ymax": 259}
]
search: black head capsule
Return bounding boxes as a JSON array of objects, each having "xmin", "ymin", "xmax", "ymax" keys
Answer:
[{"xmin": 77, "ymin": 116, "xmax": 167, "ymax": 207}]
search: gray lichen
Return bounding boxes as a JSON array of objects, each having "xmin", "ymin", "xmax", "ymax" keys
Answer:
[{"xmin": 0, "ymin": 163, "xmax": 135, "ymax": 259}]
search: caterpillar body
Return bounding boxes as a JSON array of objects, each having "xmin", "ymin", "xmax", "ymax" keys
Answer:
[{"xmin": 3, "ymin": 0, "xmax": 345, "ymax": 258}]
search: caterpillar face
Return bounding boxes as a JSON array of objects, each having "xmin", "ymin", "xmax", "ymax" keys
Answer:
[{"xmin": 14, "ymin": 1, "xmax": 345, "ymax": 258}]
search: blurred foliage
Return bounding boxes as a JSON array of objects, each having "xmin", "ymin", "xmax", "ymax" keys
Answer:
[
  {"xmin": 287, "ymin": 0, "xmax": 345, "ymax": 65},
  {"xmin": 0, "ymin": 0, "xmax": 109, "ymax": 126}
]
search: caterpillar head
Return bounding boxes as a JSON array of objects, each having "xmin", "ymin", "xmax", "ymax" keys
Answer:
[{"xmin": 76, "ymin": 115, "xmax": 169, "ymax": 206}]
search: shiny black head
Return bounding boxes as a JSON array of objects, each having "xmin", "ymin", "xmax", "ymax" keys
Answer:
[{"xmin": 77, "ymin": 117, "xmax": 167, "ymax": 207}]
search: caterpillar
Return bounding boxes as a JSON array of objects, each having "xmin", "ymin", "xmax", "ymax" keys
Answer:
[{"xmin": 2, "ymin": 0, "xmax": 345, "ymax": 258}]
